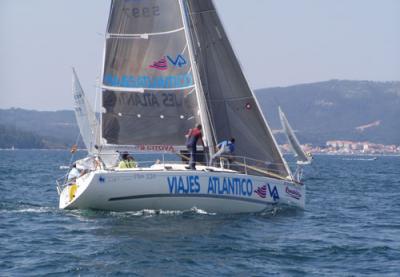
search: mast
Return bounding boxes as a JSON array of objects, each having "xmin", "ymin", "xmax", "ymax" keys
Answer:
[
  {"xmin": 98, "ymin": 2, "xmax": 110, "ymax": 152},
  {"xmin": 179, "ymin": 0, "xmax": 215, "ymax": 158}
]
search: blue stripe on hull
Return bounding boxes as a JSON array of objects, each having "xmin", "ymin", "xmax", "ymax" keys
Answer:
[{"xmin": 109, "ymin": 193, "xmax": 273, "ymax": 206}]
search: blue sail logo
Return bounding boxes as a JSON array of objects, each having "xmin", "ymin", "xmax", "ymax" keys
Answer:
[
  {"xmin": 149, "ymin": 54, "xmax": 188, "ymax": 71},
  {"xmin": 106, "ymin": 54, "xmax": 192, "ymax": 89},
  {"xmin": 167, "ymin": 54, "xmax": 187, "ymax": 68}
]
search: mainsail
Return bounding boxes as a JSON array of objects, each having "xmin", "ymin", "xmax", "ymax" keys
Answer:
[
  {"xmin": 278, "ymin": 106, "xmax": 310, "ymax": 164},
  {"xmin": 183, "ymin": 0, "xmax": 291, "ymax": 178},
  {"xmin": 72, "ymin": 68, "xmax": 98, "ymax": 154},
  {"xmin": 101, "ymin": 0, "xmax": 201, "ymax": 148},
  {"xmin": 99, "ymin": 0, "xmax": 291, "ymax": 179}
]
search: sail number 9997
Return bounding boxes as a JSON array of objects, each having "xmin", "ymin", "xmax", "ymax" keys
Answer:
[{"xmin": 132, "ymin": 6, "xmax": 160, "ymax": 18}]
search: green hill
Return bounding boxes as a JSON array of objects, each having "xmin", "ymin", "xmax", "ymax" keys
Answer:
[
  {"xmin": 0, "ymin": 124, "xmax": 45, "ymax": 149},
  {"xmin": 256, "ymin": 80, "xmax": 400, "ymax": 146},
  {"xmin": 1, "ymin": 80, "xmax": 399, "ymax": 148},
  {"xmin": 0, "ymin": 108, "xmax": 79, "ymax": 149}
]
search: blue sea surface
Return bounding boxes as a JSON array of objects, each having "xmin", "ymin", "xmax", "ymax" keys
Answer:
[{"xmin": 0, "ymin": 150, "xmax": 399, "ymax": 276}]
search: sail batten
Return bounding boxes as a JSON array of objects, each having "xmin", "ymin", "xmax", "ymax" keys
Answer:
[
  {"xmin": 102, "ymin": 84, "xmax": 196, "ymax": 92},
  {"xmin": 108, "ymin": 27, "xmax": 185, "ymax": 38}
]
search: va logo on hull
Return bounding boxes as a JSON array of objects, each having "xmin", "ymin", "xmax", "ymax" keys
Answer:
[
  {"xmin": 254, "ymin": 183, "xmax": 280, "ymax": 201},
  {"xmin": 267, "ymin": 184, "xmax": 280, "ymax": 201}
]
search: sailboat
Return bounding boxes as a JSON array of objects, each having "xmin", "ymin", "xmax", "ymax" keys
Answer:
[
  {"xmin": 72, "ymin": 68, "xmax": 99, "ymax": 154},
  {"xmin": 278, "ymin": 106, "xmax": 312, "ymax": 165},
  {"xmin": 57, "ymin": 0, "xmax": 305, "ymax": 213}
]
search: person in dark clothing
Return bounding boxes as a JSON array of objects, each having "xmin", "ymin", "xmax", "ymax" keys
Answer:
[{"xmin": 185, "ymin": 123, "xmax": 204, "ymax": 170}]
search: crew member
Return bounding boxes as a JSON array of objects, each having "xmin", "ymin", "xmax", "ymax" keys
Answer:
[
  {"xmin": 185, "ymin": 124, "xmax": 204, "ymax": 170},
  {"xmin": 210, "ymin": 138, "xmax": 236, "ymax": 167},
  {"xmin": 67, "ymin": 163, "xmax": 82, "ymax": 181},
  {"xmin": 119, "ymin": 152, "xmax": 137, "ymax": 168}
]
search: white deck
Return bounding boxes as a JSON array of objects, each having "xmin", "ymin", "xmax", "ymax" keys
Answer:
[{"xmin": 115, "ymin": 163, "xmax": 237, "ymax": 173}]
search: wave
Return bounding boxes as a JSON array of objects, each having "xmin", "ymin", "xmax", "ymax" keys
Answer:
[
  {"xmin": 342, "ymin": 157, "xmax": 378, "ymax": 161},
  {"xmin": 110, "ymin": 209, "xmax": 185, "ymax": 217},
  {"xmin": 109, "ymin": 207, "xmax": 216, "ymax": 217},
  {"xmin": 62, "ymin": 206, "xmax": 217, "ymax": 220},
  {"xmin": 0, "ymin": 204, "xmax": 56, "ymax": 214}
]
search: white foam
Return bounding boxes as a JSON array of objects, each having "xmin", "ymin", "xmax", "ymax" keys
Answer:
[
  {"xmin": 108, "ymin": 207, "xmax": 216, "ymax": 217},
  {"xmin": 1, "ymin": 206, "xmax": 55, "ymax": 214},
  {"xmin": 188, "ymin": 207, "xmax": 216, "ymax": 215}
]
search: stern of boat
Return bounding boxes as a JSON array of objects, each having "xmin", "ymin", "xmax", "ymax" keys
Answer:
[{"xmin": 57, "ymin": 171, "xmax": 95, "ymax": 210}]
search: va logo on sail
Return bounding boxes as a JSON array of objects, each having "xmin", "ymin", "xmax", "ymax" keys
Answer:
[
  {"xmin": 167, "ymin": 55, "xmax": 187, "ymax": 67},
  {"xmin": 149, "ymin": 54, "xmax": 187, "ymax": 71}
]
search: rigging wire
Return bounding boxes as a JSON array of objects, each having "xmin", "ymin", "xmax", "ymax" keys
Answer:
[{"xmin": 61, "ymin": 132, "xmax": 82, "ymax": 186}]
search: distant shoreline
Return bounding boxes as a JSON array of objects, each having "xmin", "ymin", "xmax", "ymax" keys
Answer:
[
  {"xmin": 310, "ymin": 153, "xmax": 400, "ymax": 157},
  {"xmin": 1, "ymin": 148, "xmax": 399, "ymax": 157}
]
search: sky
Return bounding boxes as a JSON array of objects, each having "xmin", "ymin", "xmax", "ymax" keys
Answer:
[{"xmin": 0, "ymin": 0, "xmax": 399, "ymax": 111}]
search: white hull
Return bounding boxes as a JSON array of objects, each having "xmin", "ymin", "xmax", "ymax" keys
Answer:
[{"xmin": 59, "ymin": 166, "xmax": 305, "ymax": 213}]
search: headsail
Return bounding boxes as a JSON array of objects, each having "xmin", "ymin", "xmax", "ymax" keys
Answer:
[
  {"xmin": 183, "ymin": 0, "xmax": 291, "ymax": 178},
  {"xmin": 278, "ymin": 106, "xmax": 311, "ymax": 164},
  {"xmin": 72, "ymin": 68, "xmax": 99, "ymax": 154},
  {"xmin": 101, "ymin": 0, "xmax": 201, "ymax": 149}
]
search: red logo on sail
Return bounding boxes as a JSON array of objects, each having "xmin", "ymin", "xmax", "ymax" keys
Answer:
[{"xmin": 149, "ymin": 57, "xmax": 168, "ymax": 71}]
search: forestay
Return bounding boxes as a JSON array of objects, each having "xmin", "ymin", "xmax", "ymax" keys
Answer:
[
  {"xmin": 72, "ymin": 68, "xmax": 98, "ymax": 154},
  {"xmin": 101, "ymin": 0, "xmax": 200, "ymax": 147},
  {"xmin": 184, "ymin": 0, "xmax": 291, "ymax": 178}
]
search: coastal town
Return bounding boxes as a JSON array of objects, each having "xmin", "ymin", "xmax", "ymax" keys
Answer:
[{"xmin": 280, "ymin": 140, "xmax": 400, "ymax": 155}]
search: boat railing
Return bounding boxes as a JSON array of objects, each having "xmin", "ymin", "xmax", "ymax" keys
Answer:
[
  {"xmin": 56, "ymin": 174, "xmax": 70, "ymax": 195},
  {"xmin": 96, "ymin": 152, "xmax": 291, "ymax": 180},
  {"xmin": 56, "ymin": 152, "xmax": 298, "ymax": 194}
]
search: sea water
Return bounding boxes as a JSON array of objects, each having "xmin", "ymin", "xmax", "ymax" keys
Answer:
[{"xmin": 0, "ymin": 150, "xmax": 399, "ymax": 276}]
